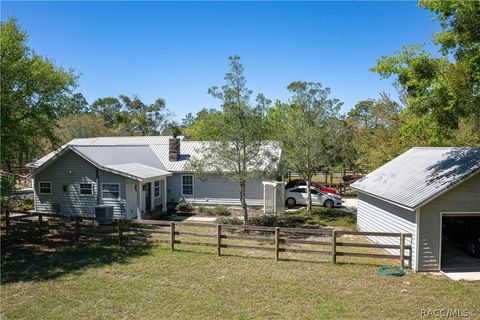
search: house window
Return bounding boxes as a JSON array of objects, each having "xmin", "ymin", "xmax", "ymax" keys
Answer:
[
  {"xmin": 39, "ymin": 181, "xmax": 52, "ymax": 195},
  {"xmin": 154, "ymin": 181, "xmax": 160, "ymax": 197},
  {"xmin": 80, "ymin": 183, "xmax": 93, "ymax": 196},
  {"xmin": 182, "ymin": 175, "xmax": 193, "ymax": 196},
  {"xmin": 102, "ymin": 183, "xmax": 120, "ymax": 199}
]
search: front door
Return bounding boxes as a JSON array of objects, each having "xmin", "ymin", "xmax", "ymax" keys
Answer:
[
  {"xmin": 126, "ymin": 183, "xmax": 137, "ymax": 219},
  {"xmin": 145, "ymin": 182, "xmax": 151, "ymax": 211}
]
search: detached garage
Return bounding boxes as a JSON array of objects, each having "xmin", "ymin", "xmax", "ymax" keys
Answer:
[{"xmin": 351, "ymin": 147, "xmax": 480, "ymax": 272}]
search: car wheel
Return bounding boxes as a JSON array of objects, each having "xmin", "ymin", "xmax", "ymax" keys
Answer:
[
  {"xmin": 324, "ymin": 199, "xmax": 334, "ymax": 209},
  {"xmin": 286, "ymin": 197, "xmax": 296, "ymax": 208},
  {"xmin": 466, "ymin": 241, "xmax": 480, "ymax": 258}
]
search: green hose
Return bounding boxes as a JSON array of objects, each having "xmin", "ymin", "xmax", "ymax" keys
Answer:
[{"xmin": 378, "ymin": 266, "xmax": 406, "ymax": 277}]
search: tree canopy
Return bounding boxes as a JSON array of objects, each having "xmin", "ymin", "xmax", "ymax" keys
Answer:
[
  {"xmin": 1, "ymin": 18, "xmax": 78, "ymax": 171},
  {"xmin": 189, "ymin": 56, "xmax": 276, "ymax": 224},
  {"xmin": 371, "ymin": 1, "xmax": 480, "ymax": 144},
  {"xmin": 271, "ymin": 81, "xmax": 344, "ymax": 213}
]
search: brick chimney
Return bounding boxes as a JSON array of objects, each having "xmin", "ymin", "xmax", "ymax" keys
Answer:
[{"xmin": 169, "ymin": 133, "xmax": 180, "ymax": 161}]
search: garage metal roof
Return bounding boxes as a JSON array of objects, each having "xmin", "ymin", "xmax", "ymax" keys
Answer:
[{"xmin": 351, "ymin": 147, "xmax": 480, "ymax": 210}]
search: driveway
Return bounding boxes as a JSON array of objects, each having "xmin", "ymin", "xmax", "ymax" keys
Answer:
[{"xmin": 342, "ymin": 198, "xmax": 357, "ymax": 213}]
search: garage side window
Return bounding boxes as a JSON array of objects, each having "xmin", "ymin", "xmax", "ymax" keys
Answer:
[
  {"xmin": 102, "ymin": 184, "xmax": 120, "ymax": 199},
  {"xmin": 39, "ymin": 181, "xmax": 52, "ymax": 195},
  {"xmin": 80, "ymin": 183, "xmax": 93, "ymax": 196},
  {"xmin": 182, "ymin": 175, "xmax": 193, "ymax": 196}
]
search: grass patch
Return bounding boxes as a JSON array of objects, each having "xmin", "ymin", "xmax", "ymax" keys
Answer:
[
  {"xmin": 282, "ymin": 207, "xmax": 356, "ymax": 228},
  {"xmin": 1, "ymin": 232, "xmax": 479, "ymax": 320},
  {"xmin": 215, "ymin": 208, "xmax": 356, "ymax": 229}
]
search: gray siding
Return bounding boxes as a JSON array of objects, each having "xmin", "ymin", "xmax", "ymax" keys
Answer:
[
  {"xmin": 34, "ymin": 150, "xmax": 127, "ymax": 218},
  {"xmin": 166, "ymin": 173, "xmax": 264, "ymax": 206},
  {"xmin": 417, "ymin": 172, "xmax": 480, "ymax": 271},
  {"xmin": 357, "ymin": 193, "xmax": 417, "ymax": 269},
  {"xmin": 98, "ymin": 170, "xmax": 127, "ymax": 218}
]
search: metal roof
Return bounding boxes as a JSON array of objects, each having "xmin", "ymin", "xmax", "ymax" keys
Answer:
[
  {"xmin": 69, "ymin": 135, "xmax": 186, "ymax": 146},
  {"xmin": 150, "ymin": 141, "xmax": 282, "ymax": 172},
  {"xmin": 29, "ymin": 135, "xmax": 186, "ymax": 167},
  {"xmin": 71, "ymin": 146, "xmax": 167, "ymax": 170},
  {"xmin": 29, "ymin": 136, "xmax": 282, "ymax": 178},
  {"xmin": 351, "ymin": 147, "xmax": 480, "ymax": 210},
  {"xmin": 103, "ymin": 163, "xmax": 171, "ymax": 180}
]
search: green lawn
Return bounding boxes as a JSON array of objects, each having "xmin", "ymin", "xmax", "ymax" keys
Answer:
[
  {"xmin": 1, "ymin": 232, "xmax": 479, "ymax": 320},
  {"xmin": 280, "ymin": 207, "xmax": 356, "ymax": 228}
]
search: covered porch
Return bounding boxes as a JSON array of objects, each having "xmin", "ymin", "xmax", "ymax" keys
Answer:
[{"xmin": 103, "ymin": 163, "xmax": 171, "ymax": 219}]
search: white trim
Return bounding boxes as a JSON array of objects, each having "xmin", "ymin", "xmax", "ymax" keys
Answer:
[
  {"xmin": 136, "ymin": 181, "xmax": 142, "ymax": 219},
  {"xmin": 38, "ymin": 181, "xmax": 52, "ymax": 195},
  {"xmin": 181, "ymin": 174, "xmax": 194, "ymax": 196},
  {"xmin": 101, "ymin": 183, "xmax": 121, "ymax": 200},
  {"xmin": 439, "ymin": 211, "xmax": 480, "ymax": 271},
  {"xmin": 415, "ymin": 208, "xmax": 420, "ymax": 271},
  {"xmin": 79, "ymin": 182, "xmax": 94, "ymax": 196},
  {"xmin": 33, "ymin": 178, "xmax": 37, "ymax": 211},
  {"xmin": 163, "ymin": 178, "xmax": 167, "ymax": 212}
]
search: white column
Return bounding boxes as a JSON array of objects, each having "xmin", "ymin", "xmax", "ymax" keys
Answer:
[
  {"xmin": 273, "ymin": 185, "xmax": 276, "ymax": 214},
  {"xmin": 151, "ymin": 182, "xmax": 155, "ymax": 211},
  {"xmin": 263, "ymin": 183, "xmax": 266, "ymax": 214},
  {"xmin": 136, "ymin": 181, "xmax": 142, "ymax": 220},
  {"xmin": 163, "ymin": 178, "xmax": 168, "ymax": 212}
]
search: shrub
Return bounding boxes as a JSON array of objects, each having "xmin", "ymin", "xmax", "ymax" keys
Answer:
[
  {"xmin": 249, "ymin": 214, "xmax": 278, "ymax": 227},
  {"xmin": 198, "ymin": 205, "xmax": 231, "ymax": 216},
  {"xmin": 213, "ymin": 205, "xmax": 230, "ymax": 216},
  {"xmin": 216, "ymin": 216, "xmax": 242, "ymax": 225},
  {"xmin": 175, "ymin": 202, "xmax": 194, "ymax": 214}
]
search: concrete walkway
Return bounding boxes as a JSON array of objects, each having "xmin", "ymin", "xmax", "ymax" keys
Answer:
[{"xmin": 442, "ymin": 271, "xmax": 480, "ymax": 281}]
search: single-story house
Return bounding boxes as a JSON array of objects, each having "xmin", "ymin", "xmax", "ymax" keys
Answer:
[
  {"xmin": 27, "ymin": 135, "xmax": 282, "ymax": 220},
  {"xmin": 351, "ymin": 147, "xmax": 480, "ymax": 272}
]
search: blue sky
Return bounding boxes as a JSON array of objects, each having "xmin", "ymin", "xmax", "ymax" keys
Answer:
[{"xmin": 2, "ymin": 1, "xmax": 439, "ymax": 120}]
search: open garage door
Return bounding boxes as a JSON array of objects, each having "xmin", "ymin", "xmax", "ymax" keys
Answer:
[{"xmin": 441, "ymin": 214, "xmax": 480, "ymax": 272}]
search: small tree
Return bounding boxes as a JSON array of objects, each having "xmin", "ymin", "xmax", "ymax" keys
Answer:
[
  {"xmin": 189, "ymin": 56, "xmax": 277, "ymax": 225},
  {"xmin": 280, "ymin": 81, "xmax": 342, "ymax": 214}
]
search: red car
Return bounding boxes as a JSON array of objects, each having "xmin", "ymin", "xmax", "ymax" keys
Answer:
[{"xmin": 285, "ymin": 179, "xmax": 338, "ymax": 195}]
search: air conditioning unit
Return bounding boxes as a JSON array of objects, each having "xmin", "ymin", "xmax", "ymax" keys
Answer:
[
  {"xmin": 52, "ymin": 202, "xmax": 61, "ymax": 213},
  {"xmin": 95, "ymin": 205, "xmax": 114, "ymax": 224}
]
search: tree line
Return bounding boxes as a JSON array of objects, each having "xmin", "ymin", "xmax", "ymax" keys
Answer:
[{"xmin": 1, "ymin": 1, "xmax": 479, "ymax": 217}]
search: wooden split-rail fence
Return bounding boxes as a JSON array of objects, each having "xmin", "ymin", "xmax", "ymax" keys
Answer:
[{"xmin": 1, "ymin": 211, "xmax": 413, "ymax": 268}]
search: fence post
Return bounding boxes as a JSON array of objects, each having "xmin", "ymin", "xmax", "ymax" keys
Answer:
[
  {"xmin": 5, "ymin": 211, "xmax": 10, "ymax": 236},
  {"xmin": 217, "ymin": 224, "xmax": 221, "ymax": 257},
  {"xmin": 170, "ymin": 222, "xmax": 175, "ymax": 251},
  {"xmin": 118, "ymin": 219, "xmax": 123, "ymax": 246},
  {"xmin": 400, "ymin": 233, "xmax": 405, "ymax": 269},
  {"xmin": 332, "ymin": 230, "xmax": 337, "ymax": 264},
  {"xmin": 275, "ymin": 227, "xmax": 280, "ymax": 261},
  {"xmin": 75, "ymin": 218, "xmax": 80, "ymax": 242}
]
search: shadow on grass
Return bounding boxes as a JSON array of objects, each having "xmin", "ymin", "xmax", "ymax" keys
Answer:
[{"xmin": 1, "ymin": 232, "xmax": 153, "ymax": 284}]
